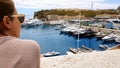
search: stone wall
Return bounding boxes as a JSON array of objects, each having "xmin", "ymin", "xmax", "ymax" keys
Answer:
[{"xmin": 41, "ymin": 50, "xmax": 120, "ymax": 68}]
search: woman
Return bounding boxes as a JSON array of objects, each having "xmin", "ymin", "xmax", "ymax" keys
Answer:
[{"xmin": 0, "ymin": 0, "xmax": 40, "ymax": 68}]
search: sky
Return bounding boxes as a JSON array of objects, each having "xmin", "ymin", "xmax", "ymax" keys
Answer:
[{"xmin": 13, "ymin": 0, "xmax": 120, "ymax": 19}]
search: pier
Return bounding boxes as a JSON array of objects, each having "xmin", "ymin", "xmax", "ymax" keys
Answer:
[{"xmin": 81, "ymin": 25, "xmax": 120, "ymax": 35}]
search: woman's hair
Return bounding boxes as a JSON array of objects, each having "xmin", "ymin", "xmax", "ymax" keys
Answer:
[{"xmin": 0, "ymin": 0, "xmax": 15, "ymax": 22}]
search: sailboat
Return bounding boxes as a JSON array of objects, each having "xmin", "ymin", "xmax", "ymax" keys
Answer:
[
  {"xmin": 67, "ymin": 13, "xmax": 83, "ymax": 54},
  {"xmin": 67, "ymin": 13, "xmax": 94, "ymax": 54}
]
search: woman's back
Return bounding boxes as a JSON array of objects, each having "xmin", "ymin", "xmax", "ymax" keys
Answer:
[{"xmin": 0, "ymin": 36, "xmax": 40, "ymax": 68}]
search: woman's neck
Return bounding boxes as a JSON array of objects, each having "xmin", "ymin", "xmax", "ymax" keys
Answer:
[{"xmin": 0, "ymin": 32, "xmax": 10, "ymax": 37}]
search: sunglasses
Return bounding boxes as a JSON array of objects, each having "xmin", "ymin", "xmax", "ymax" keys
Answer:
[{"xmin": 9, "ymin": 14, "xmax": 25, "ymax": 23}]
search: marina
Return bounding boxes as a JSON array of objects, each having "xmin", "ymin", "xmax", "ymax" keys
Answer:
[
  {"xmin": 1, "ymin": 0, "xmax": 120, "ymax": 67},
  {"xmin": 20, "ymin": 20, "xmax": 120, "ymax": 55}
]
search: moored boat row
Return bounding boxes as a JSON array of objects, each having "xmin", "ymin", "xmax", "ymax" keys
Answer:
[{"xmin": 68, "ymin": 45, "xmax": 94, "ymax": 54}]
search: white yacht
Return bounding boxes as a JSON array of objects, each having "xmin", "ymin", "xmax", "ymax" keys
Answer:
[
  {"xmin": 69, "ymin": 48, "xmax": 82, "ymax": 54},
  {"xmin": 42, "ymin": 51, "xmax": 60, "ymax": 57},
  {"xmin": 73, "ymin": 28, "xmax": 86, "ymax": 35},
  {"xmin": 115, "ymin": 36, "xmax": 120, "ymax": 43},
  {"xmin": 89, "ymin": 23, "xmax": 103, "ymax": 27},
  {"xmin": 99, "ymin": 45, "xmax": 109, "ymax": 50},
  {"xmin": 61, "ymin": 26, "xmax": 77, "ymax": 33},
  {"xmin": 24, "ymin": 19, "xmax": 43, "ymax": 25},
  {"xmin": 102, "ymin": 33, "xmax": 119, "ymax": 41},
  {"xmin": 107, "ymin": 19, "xmax": 120, "ymax": 24},
  {"xmin": 66, "ymin": 51, "xmax": 74, "ymax": 55}
]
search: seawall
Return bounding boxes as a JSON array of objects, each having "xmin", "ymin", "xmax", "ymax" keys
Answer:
[{"xmin": 41, "ymin": 50, "xmax": 120, "ymax": 68}]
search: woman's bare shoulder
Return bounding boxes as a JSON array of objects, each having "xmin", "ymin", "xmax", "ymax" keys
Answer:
[
  {"xmin": 11, "ymin": 39, "xmax": 40, "ymax": 67},
  {"xmin": 11, "ymin": 38, "xmax": 40, "ymax": 52},
  {"xmin": 21, "ymin": 39, "xmax": 40, "ymax": 49},
  {"xmin": 21, "ymin": 39, "xmax": 39, "ymax": 47}
]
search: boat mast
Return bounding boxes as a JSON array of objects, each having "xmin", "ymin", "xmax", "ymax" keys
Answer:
[
  {"xmin": 77, "ymin": 13, "xmax": 81, "ymax": 49},
  {"xmin": 91, "ymin": 1, "xmax": 93, "ymax": 10}
]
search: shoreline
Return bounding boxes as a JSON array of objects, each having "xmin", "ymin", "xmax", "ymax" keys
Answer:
[{"xmin": 41, "ymin": 49, "xmax": 120, "ymax": 68}]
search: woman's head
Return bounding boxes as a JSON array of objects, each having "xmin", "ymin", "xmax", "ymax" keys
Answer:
[
  {"xmin": 0, "ymin": 0, "xmax": 24, "ymax": 37},
  {"xmin": 0, "ymin": 0, "xmax": 15, "ymax": 22}
]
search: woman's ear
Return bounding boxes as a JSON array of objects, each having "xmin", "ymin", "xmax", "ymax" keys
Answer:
[{"xmin": 2, "ymin": 16, "xmax": 11, "ymax": 29}]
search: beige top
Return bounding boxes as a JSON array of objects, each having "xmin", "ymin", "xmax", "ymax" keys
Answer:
[{"xmin": 0, "ymin": 36, "xmax": 40, "ymax": 68}]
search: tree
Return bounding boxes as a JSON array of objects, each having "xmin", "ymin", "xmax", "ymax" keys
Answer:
[
  {"xmin": 117, "ymin": 6, "xmax": 120, "ymax": 14},
  {"xmin": 34, "ymin": 8, "xmax": 119, "ymax": 19},
  {"xmin": 81, "ymin": 10, "xmax": 96, "ymax": 18},
  {"xmin": 117, "ymin": 6, "xmax": 120, "ymax": 10}
]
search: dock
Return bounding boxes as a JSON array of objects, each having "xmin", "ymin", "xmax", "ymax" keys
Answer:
[{"xmin": 81, "ymin": 25, "xmax": 120, "ymax": 35}]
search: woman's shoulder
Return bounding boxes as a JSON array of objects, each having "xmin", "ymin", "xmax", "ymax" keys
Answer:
[
  {"xmin": 18, "ymin": 39, "xmax": 40, "ymax": 49},
  {"xmin": 9, "ymin": 37, "xmax": 40, "ymax": 52},
  {"xmin": 1, "ymin": 36, "xmax": 39, "ymax": 46},
  {"xmin": 20, "ymin": 39, "xmax": 39, "ymax": 46},
  {"xmin": 10, "ymin": 38, "xmax": 40, "ymax": 67}
]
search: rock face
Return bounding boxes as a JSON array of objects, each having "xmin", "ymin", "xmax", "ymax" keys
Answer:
[{"xmin": 41, "ymin": 50, "xmax": 120, "ymax": 68}]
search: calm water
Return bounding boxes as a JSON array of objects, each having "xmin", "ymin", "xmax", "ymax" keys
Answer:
[{"xmin": 20, "ymin": 24, "xmax": 117, "ymax": 55}]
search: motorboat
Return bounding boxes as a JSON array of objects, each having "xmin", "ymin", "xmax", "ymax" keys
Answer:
[
  {"xmin": 69, "ymin": 48, "xmax": 82, "ymax": 54},
  {"xmin": 22, "ymin": 19, "xmax": 43, "ymax": 27},
  {"xmin": 54, "ymin": 26, "xmax": 62, "ymax": 30},
  {"xmin": 61, "ymin": 27, "xmax": 71, "ymax": 32},
  {"xmin": 74, "ymin": 28, "xmax": 86, "ymax": 35},
  {"xmin": 84, "ymin": 28, "xmax": 96, "ymax": 34},
  {"xmin": 73, "ymin": 28, "xmax": 86, "ymax": 37},
  {"xmin": 61, "ymin": 26, "xmax": 77, "ymax": 33},
  {"xmin": 89, "ymin": 23, "xmax": 103, "ymax": 27},
  {"xmin": 115, "ymin": 36, "xmax": 120, "ymax": 43},
  {"xmin": 99, "ymin": 45, "xmax": 109, "ymax": 50},
  {"xmin": 102, "ymin": 33, "xmax": 119, "ymax": 41},
  {"xmin": 81, "ymin": 45, "xmax": 93, "ymax": 52},
  {"xmin": 42, "ymin": 51, "xmax": 60, "ymax": 57},
  {"xmin": 107, "ymin": 19, "xmax": 120, "ymax": 24},
  {"xmin": 69, "ymin": 45, "xmax": 94, "ymax": 54},
  {"xmin": 96, "ymin": 32, "xmax": 106, "ymax": 40},
  {"xmin": 66, "ymin": 51, "xmax": 74, "ymax": 55},
  {"xmin": 96, "ymin": 32, "xmax": 106, "ymax": 36},
  {"xmin": 76, "ymin": 28, "xmax": 96, "ymax": 37}
]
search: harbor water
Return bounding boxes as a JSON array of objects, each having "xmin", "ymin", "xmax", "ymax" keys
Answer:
[{"xmin": 20, "ymin": 24, "xmax": 117, "ymax": 55}]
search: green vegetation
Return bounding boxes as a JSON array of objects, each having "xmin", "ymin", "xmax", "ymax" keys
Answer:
[
  {"xmin": 81, "ymin": 10, "xmax": 96, "ymax": 18},
  {"xmin": 34, "ymin": 9, "xmax": 79, "ymax": 19},
  {"xmin": 117, "ymin": 6, "xmax": 120, "ymax": 10},
  {"xmin": 34, "ymin": 6, "xmax": 120, "ymax": 19},
  {"xmin": 117, "ymin": 6, "xmax": 120, "ymax": 14},
  {"xmin": 96, "ymin": 9, "xmax": 118, "ymax": 15}
]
